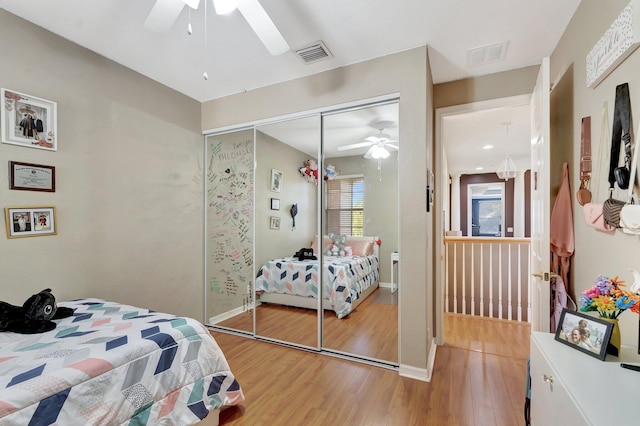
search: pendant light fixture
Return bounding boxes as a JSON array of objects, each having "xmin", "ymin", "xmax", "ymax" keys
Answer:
[{"xmin": 496, "ymin": 122, "xmax": 517, "ymax": 180}]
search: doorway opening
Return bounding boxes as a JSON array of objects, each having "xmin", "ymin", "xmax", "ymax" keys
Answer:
[{"xmin": 434, "ymin": 94, "xmax": 531, "ymax": 346}]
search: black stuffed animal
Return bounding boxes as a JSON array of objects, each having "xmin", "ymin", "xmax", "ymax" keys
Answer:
[
  {"xmin": 294, "ymin": 247, "xmax": 317, "ymax": 261},
  {"xmin": 0, "ymin": 288, "xmax": 75, "ymax": 334}
]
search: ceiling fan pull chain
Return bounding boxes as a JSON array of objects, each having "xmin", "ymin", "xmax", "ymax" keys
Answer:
[{"xmin": 203, "ymin": 0, "xmax": 208, "ymax": 80}]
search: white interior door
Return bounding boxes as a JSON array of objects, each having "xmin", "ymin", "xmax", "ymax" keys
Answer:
[{"xmin": 530, "ymin": 57, "xmax": 551, "ymax": 333}]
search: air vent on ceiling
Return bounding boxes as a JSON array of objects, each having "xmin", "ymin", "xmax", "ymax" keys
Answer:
[
  {"xmin": 294, "ymin": 41, "xmax": 333, "ymax": 64},
  {"xmin": 467, "ymin": 41, "xmax": 508, "ymax": 66}
]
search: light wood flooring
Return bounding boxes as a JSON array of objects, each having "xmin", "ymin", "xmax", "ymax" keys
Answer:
[
  {"xmin": 215, "ymin": 287, "xmax": 398, "ymax": 362},
  {"xmin": 212, "ymin": 312, "xmax": 530, "ymax": 426}
]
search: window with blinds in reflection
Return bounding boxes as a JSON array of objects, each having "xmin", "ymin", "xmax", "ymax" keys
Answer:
[{"xmin": 326, "ymin": 176, "xmax": 364, "ymax": 236}]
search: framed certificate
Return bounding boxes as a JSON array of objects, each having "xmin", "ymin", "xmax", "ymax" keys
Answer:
[{"xmin": 9, "ymin": 161, "xmax": 56, "ymax": 192}]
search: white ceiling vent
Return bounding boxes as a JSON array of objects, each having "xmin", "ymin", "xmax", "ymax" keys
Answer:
[
  {"xmin": 467, "ymin": 41, "xmax": 508, "ymax": 66},
  {"xmin": 294, "ymin": 41, "xmax": 333, "ymax": 64}
]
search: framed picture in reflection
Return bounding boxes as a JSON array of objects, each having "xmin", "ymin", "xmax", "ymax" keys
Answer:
[{"xmin": 269, "ymin": 216, "xmax": 280, "ymax": 230}]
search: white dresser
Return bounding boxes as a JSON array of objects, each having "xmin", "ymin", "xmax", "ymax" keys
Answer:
[{"xmin": 530, "ymin": 331, "xmax": 640, "ymax": 426}]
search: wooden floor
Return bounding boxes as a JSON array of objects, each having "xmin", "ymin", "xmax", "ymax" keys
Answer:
[
  {"xmin": 213, "ymin": 313, "xmax": 530, "ymax": 426},
  {"xmin": 215, "ymin": 287, "xmax": 398, "ymax": 362}
]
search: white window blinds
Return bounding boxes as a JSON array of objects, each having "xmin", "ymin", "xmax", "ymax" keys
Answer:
[{"xmin": 326, "ymin": 176, "xmax": 364, "ymax": 236}]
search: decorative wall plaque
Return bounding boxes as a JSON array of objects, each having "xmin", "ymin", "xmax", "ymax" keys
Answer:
[{"xmin": 586, "ymin": 1, "xmax": 640, "ymax": 88}]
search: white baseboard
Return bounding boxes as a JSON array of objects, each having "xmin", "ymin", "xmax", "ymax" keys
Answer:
[
  {"xmin": 398, "ymin": 339, "xmax": 437, "ymax": 382},
  {"xmin": 208, "ymin": 304, "xmax": 258, "ymax": 325},
  {"xmin": 378, "ymin": 282, "xmax": 393, "ymax": 289},
  {"xmin": 399, "ymin": 364, "xmax": 430, "ymax": 382},
  {"xmin": 427, "ymin": 337, "xmax": 437, "ymax": 381}
]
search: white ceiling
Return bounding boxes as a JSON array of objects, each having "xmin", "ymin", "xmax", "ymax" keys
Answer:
[
  {"xmin": 257, "ymin": 103, "xmax": 399, "ymax": 159},
  {"xmin": 444, "ymin": 103, "xmax": 532, "ymax": 176},
  {"xmin": 0, "ymin": 0, "xmax": 581, "ymax": 173}
]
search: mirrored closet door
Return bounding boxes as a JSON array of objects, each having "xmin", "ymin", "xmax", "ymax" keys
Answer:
[
  {"xmin": 321, "ymin": 102, "xmax": 399, "ymax": 364},
  {"xmin": 204, "ymin": 100, "xmax": 399, "ymax": 366},
  {"xmin": 253, "ymin": 115, "xmax": 321, "ymax": 348},
  {"xmin": 205, "ymin": 128, "xmax": 255, "ymax": 334}
]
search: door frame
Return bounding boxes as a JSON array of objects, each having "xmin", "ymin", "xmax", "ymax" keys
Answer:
[{"xmin": 434, "ymin": 94, "xmax": 531, "ymax": 345}]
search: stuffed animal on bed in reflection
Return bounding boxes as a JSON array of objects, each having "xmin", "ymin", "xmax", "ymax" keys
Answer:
[
  {"xmin": 327, "ymin": 233, "xmax": 347, "ymax": 256},
  {"xmin": 0, "ymin": 288, "xmax": 75, "ymax": 334},
  {"xmin": 294, "ymin": 247, "xmax": 317, "ymax": 261}
]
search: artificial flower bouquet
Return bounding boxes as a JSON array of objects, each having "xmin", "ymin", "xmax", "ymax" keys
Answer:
[{"xmin": 578, "ymin": 275, "xmax": 640, "ymax": 319}]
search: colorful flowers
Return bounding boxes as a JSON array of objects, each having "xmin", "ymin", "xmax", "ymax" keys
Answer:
[{"xmin": 579, "ymin": 275, "xmax": 640, "ymax": 319}]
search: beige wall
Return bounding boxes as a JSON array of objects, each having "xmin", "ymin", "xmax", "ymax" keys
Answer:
[
  {"xmin": 202, "ymin": 47, "xmax": 433, "ymax": 373},
  {"xmin": 552, "ymin": 0, "xmax": 640, "ymax": 348},
  {"xmin": 0, "ymin": 10, "xmax": 205, "ymax": 320},
  {"xmin": 254, "ymin": 131, "xmax": 318, "ymax": 270},
  {"xmin": 433, "ymin": 66, "xmax": 538, "ymax": 109}
]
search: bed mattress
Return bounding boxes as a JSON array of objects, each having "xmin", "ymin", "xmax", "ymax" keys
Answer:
[
  {"xmin": 255, "ymin": 255, "xmax": 379, "ymax": 318},
  {"xmin": 0, "ymin": 299, "xmax": 244, "ymax": 425}
]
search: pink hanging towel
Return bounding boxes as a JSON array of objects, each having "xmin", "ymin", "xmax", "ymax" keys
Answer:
[{"xmin": 550, "ymin": 162, "xmax": 575, "ymax": 330}]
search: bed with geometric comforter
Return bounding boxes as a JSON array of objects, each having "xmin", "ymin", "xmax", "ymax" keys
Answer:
[
  {"xmin": 254, "ymin": 254, "xmax": 379, "ymax": 319},
  {"xmin": 0, "ymin": 299, "xmax": 244, "ymax": 425}
]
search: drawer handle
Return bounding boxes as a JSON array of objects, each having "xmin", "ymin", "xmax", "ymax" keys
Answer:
[{"xmin": 543, "ymin": 374, "xmax": 554, "ymax": 384}]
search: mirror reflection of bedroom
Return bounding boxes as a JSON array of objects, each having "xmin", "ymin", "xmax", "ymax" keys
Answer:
[
  {"xmin": 206, "ymin": 101, "xmax": 399, "ymax": 366},
  {"xmin": 321, "ymin": 103, "xmax": 399, "ymax": 364}
]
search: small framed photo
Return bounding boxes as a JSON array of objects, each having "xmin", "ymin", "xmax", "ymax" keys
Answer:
[
  {"xmin": 270, "ymin": 198, "xmax": 280, "ymax": 210},
  {"xmin": 554, "ymin": 309, "xmax": 613, "ymax": 361},
  {"xmin": 271, "ymin": 169, "xmax": 282, "ymax": 192},
  {"xmin": 1, "ymin": 89, "xmax": 57, "ymax": 151},
  {"xmin": 9, "ymin": 161, "xmax": 56, "ymax": 192},
  {"xmin": 5, "ymin": 207, "xmax": 57, "ymax": 238},
  {"xmin": 269, "ymin": 216, "xmax": 280, "ymax": 230}
]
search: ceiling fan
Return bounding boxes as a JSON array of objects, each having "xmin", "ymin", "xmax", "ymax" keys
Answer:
[
  {"xmin": 337, "ymin": 129, "xmax": 399, "ymax": 159},
  {"xmin": 143, "ymin": 0, "xmax": 290, "ymax": 56}
]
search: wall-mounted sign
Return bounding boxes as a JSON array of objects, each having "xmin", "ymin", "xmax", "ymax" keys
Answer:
[{"xmin": 586, "ymin": 1, "xmax": 640, "ymax": 88}]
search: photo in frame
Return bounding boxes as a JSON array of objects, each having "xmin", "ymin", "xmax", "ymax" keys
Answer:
[
  {"xmin": 9, "ymin": 161, "xmax": 56, "ymax": 192},
  {"xmin": 271, "ymin": 169, "xmax": 282, "ymax": 192},
  {"xmin": 554, "ymin": 308, "xmax": 613, "ymax": 361},
  {"xmin": 1, "ymin": 89, "xmax": 57, "ymax": 151},
  {"xmin": 270, "ymin": 198, "xmax": 280, "ymax": 210},
  {"xmin": 269, "ymin": 216, "xmax": 280, "ymax": 230},
  {"xmin": 5, "ymin": 207, "xmax": 57, "ymax": 238}
]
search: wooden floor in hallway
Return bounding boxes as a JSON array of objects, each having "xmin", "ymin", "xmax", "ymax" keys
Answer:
[{"xmin": 213, "ymin": 313, "xmax": 531, "ymax": 426}]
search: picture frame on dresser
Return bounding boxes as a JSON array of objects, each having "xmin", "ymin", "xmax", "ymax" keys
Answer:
[{"xmin": 554, "ymin": 308, "xmax": 613, "ymax": 361}]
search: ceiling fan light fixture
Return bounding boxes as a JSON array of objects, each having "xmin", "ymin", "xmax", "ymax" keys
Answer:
[
  {"xmin": 183, "ymin": 0, "xmax": 200, "ymax": 9},
  {"xmin": 371, "ymin": 146, "xmax": 390, "ymax": 159},
  {"xmin": 213, "ymin": 0, "xmax": 238, "ymax": 15}
]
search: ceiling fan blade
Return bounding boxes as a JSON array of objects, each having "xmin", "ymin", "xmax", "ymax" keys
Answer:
[
  {"xmin": 237, "ymin": 0, "xmax": 290, "ymax": 56},
  {"xmin": 385, "ymin": 144, "xmax": 399, "ymax": 150},
  {"xmin": 144, "ymin": 0, "xmax": 186, "ymax": 32},
  {"xmin": 337, "ymin": 141, "xmax": 373, "ymax": 151}
]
